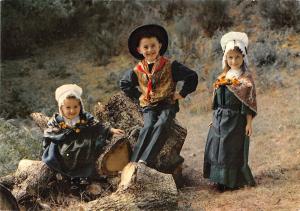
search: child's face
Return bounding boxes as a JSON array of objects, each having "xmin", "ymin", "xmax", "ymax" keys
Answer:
[
  {"xmin": 226, "ymin": 50, "xmax": 243, "ymax": 70},
  {"xmin": 137, "ymin": 37, "xmax": 162, "ymax": 62},
  {"xmin": 61, "ymin": 98, "xmax": 81, "ymax": 120}
]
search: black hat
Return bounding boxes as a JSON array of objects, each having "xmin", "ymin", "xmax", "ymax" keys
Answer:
[{"xmin": 128, "ymin": 24, "xmax": 168, "ymax": 60}]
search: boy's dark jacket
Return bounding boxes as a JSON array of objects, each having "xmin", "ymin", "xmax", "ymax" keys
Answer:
[
  {"xmin": 120, "ymin": 57, "xmax": 198, "ymax": 110},
  {"xmin": 42, "ymin": 112, "xmax": 111, "ymax": 177}
]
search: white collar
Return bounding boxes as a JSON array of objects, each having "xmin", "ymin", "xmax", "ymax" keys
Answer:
[
  {"xmin": 63, "ymin": 115, "xmax": 80, "ymax": 127},
  {"xmin": 226, "ymin": 69, "xmax": 242, "ymax": 79}
]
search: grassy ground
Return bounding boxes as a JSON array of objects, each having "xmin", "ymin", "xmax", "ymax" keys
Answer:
[{"xmin": 177, "ymin": 70, "xmax": 300, "ymax": 210}]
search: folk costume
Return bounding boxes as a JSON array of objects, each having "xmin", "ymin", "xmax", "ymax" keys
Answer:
[
  {"xmin": 203, "ymin": 32, "xmax": 257, "ymax": 189},
  {"xmin": 120, "ymin": 24, "xmax": 198, "ymax": 166},
  {"xmin": 42, "ymin": 84, "xmax": 111, "ymax": 179}
]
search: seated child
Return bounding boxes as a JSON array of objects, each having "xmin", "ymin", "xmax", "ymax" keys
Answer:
[{"xmin": 42, "ymin": 84, "xmax": 124, "ymax": 189}]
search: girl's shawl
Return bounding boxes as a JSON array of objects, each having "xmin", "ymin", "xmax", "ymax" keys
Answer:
[{"xmin": 214, "ymin": 71, "xmax": 257, "ymax": 116}]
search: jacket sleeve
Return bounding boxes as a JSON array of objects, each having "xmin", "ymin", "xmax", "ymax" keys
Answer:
[
  {"xmin": 171, "ymin": 61, "xmax": 198, "ymax": 97},
  {"xmin": 119, "ymin": 69, "xmax": 141, "ymax": 100},
  {"xmin": 83, "ymin": 112, "xmax": 112, "ymax": 139}
]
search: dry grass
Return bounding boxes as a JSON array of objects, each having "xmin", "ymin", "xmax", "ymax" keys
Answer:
[{"xmin": 177, "ymin": 69, "xmax": 300, "ymax": 210}]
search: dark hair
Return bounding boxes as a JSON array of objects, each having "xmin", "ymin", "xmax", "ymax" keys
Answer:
[
  {"xmin": 136, "ymin": 30, "xmax": 163, "ymax": 46},
  {"xmin": 223, "ymin": 46, "xmax": 247, "ymax": 73}
]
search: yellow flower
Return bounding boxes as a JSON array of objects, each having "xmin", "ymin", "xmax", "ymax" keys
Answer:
[{"xmin": 59, "ymin": 122, "xmax": 67, "ymax": 129}]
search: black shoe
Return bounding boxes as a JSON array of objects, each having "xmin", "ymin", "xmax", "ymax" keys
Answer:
[
  {"xmin": 79, "ymin": 177, "xmax": 89, "ymax": 185},
  {"xmin": 213, "ymin": 183, "xmax": 226, "ymax": 192},
  {"xmin": 70, "ymin": 177, "xmax": 80, "ymax": 190}
]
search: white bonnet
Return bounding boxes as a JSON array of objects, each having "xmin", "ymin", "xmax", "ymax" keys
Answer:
[
  {"xmin": 221, "ymin": 31, "xmax": 249, "ymax": 69},
  {"xmin": 55, "ymin": 84, "xmax": 84, "ymax": 115}
]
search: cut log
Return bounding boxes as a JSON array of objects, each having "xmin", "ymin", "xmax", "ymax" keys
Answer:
[
  {"xmin": 86, "ymin": 162, "xmax": 178, "ymax": 210},
  {"xmin": 95, "ymin": 92, "xmax": 187, "ymax": 174},
  {"xmin": 30, "ymin": 112, "xmax": 50, "ymax": 130},
  {"xmin": 96, "ymin": 137, "xmax": 131, "ymax": 176},
  {"xmin": 12, "ymin": 160, "xmax": 55, "ymax": 202}
]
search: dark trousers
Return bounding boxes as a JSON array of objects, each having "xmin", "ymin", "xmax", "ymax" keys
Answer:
[{"xmin": 131, "ymin": 105, "xmax": 176, "ymax": 165}]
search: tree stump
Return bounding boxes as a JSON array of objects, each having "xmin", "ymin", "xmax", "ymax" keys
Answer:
[
  {"xmin": 85, "ymin": 162, "xmax": 178, "ymax": 211},
  {"xmin": 94, "ymin": 92, "xmax": 187, "ymax": 174}
]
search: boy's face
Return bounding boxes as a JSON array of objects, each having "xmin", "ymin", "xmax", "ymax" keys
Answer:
[
  {"xmin": 137, "ymin": 37, "xmax": 162, "ymax": 62},
  {"xmin": 61, "ymin": 98, "xmax": 81, "ymax": 120},
  {"xmin": 226, "ymin": 50, "xmax": 243, "ymax": 70}
]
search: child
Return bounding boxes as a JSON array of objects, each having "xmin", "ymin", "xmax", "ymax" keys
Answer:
[
  {"xmin": 120, "ymin": 24, "xmax": 198, "ymax": 167},
  {"xmin": 203, "ymin": 32, "xmax": 257, "ymax": 191},
  {"xmin": 42, "ymin": 84, "xmax": 124, "ymax": 188}
]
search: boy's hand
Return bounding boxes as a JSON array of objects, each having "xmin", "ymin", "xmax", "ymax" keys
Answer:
[
  {"xmin": 110, "ymin": 128, "xmax": 125, "ymax": 136},
  {"xmin": 173, "ymin": 92, "xmax": 184, "ymax": 101}
]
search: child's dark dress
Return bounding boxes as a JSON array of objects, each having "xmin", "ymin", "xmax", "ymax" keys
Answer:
[
  {"xmin": 203, "ymin": 85, "xmax": 256, "ymax": 188},
  {"xmin": 42, "ymin": 112, "xmax": 111, "ymax": 178}
]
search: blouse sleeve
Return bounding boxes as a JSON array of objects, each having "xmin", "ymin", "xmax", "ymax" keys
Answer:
[{"xmin": 241, "ymin": 103, "xmax": 256, "ymax": 117}]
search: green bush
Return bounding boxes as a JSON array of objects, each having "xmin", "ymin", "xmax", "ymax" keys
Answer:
[
  {"xmin": 259, "ymin": 0, "xmax": 300, "ymax": 31},
  {"xmin": 1, "ymin": 0, "xmax": 77, "ymax": 59},
  {"xmin": 252, "ymin": 42, "xmax": 277, "ymax": 68},
  {"xmin": 196, "ymin": 0, "xmax": 233, "ymax": 37},
  {"xmin": 0, "ymin": 118, "xmax": 42, "ymax": 177}
]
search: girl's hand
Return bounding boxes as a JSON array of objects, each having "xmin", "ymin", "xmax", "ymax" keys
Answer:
[
  {"xmin": 245, "ymin": 123, "xmax": 252, "ymax": 136},
  {"xmin": 208, "ymin": 122, "xmax": 212, "ymax": 127},
  {"xmin": 246, "ymin": 114, "xmax": 253, "ymax": 136},
  {"xmin": 173, "ymin": 92, "xmax": 184, "ymax": 101},
  {"xmin": 110, "ymin": 128, "xmax": 125, "ymax": 136}
]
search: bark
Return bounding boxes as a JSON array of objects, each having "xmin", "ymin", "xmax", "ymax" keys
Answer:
[{"xmin": 85, "ymin": 162, "xmax": 178, "ymax": 211}]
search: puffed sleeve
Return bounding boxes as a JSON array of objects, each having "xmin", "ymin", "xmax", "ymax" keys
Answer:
[{"xmin": 171, "ymin": 61, "xmax": 198, "ymax": 97}]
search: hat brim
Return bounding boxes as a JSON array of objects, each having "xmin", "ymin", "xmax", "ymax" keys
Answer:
[{"xmin": 128, "ymin": 24, "xmax": 168, "ymax": 60}]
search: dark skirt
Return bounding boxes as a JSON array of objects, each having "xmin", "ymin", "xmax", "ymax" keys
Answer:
[{"xmin": 203, "ymin": 107, "xmax": 255, "ymax": 188}]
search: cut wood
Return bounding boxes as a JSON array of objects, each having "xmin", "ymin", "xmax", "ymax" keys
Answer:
[
  {"xmin": 96, "ymin": 136, "xmax": 131, "ymax": 176},
  {"xmin": 86, "ymin": 162, "xmax": 178, "ymax": 210}
]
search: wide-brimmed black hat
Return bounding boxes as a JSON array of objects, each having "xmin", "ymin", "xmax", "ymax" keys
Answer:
[{"xmin": 128, "ymin": 24, "xmax": 168, "ymax": 60}]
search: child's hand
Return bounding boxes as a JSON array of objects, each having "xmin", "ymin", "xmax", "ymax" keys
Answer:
[
  {"xmin": 173, "ymin": 92, "xmax": 184, "ymax": 101},
  {"xmin": 110, "ymin": 128, "xmax": 125, "ymax": 136},
  {"xmin": 245, "ymin": 123, "xmax": 252, "ymax": 136},
  {"xmin": 208, "ymin": 122, "xmax": 212, "ymax": 127}
]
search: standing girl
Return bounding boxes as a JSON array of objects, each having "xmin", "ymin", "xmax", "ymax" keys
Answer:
[{"xmin": 203, "ymin": 32, "xmax": 257, "ymax": 191}]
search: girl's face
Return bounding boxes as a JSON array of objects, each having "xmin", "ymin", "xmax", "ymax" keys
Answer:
[
  {"xmin": 226, "ymin": 50, "xmax": 243, "ymax": 70},
  {"xmin": 137, "ymin": 37, "xmax": 162, "ymax": 63},
  {"xmin": 61, "ymin": 98, "xmax": 81, "ymax": 120}
]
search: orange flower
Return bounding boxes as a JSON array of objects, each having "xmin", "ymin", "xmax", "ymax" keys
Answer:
[
  {"xmin": 59, "ymin": 122, "xmax": 67, "ymax": 129},
  {"xmin": 214, "ymin": 76, "xmax": 240, "ymax": 88}
]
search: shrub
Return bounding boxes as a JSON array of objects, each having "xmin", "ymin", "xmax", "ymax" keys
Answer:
[
  {"xmin": 196, "ymin": 0, "xmax": 233, "ymax": 37},
  {"xmin": 1, "ymin": 0, "xmax": 77, "ymax": 59},
  {"xmin": 259, "ymin": 0, "xmax": 300, "ymax": 31},
  {"xmin": 0, "ymin": 118, "xmax": 42, "ymax": 177},
  {"xmin": 251, "ymin": 42, "xmax": 277, "ymax": 68},
  {"xmin": 85, "ymin": 2, "xmax": 143, "ymax": 65}
]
